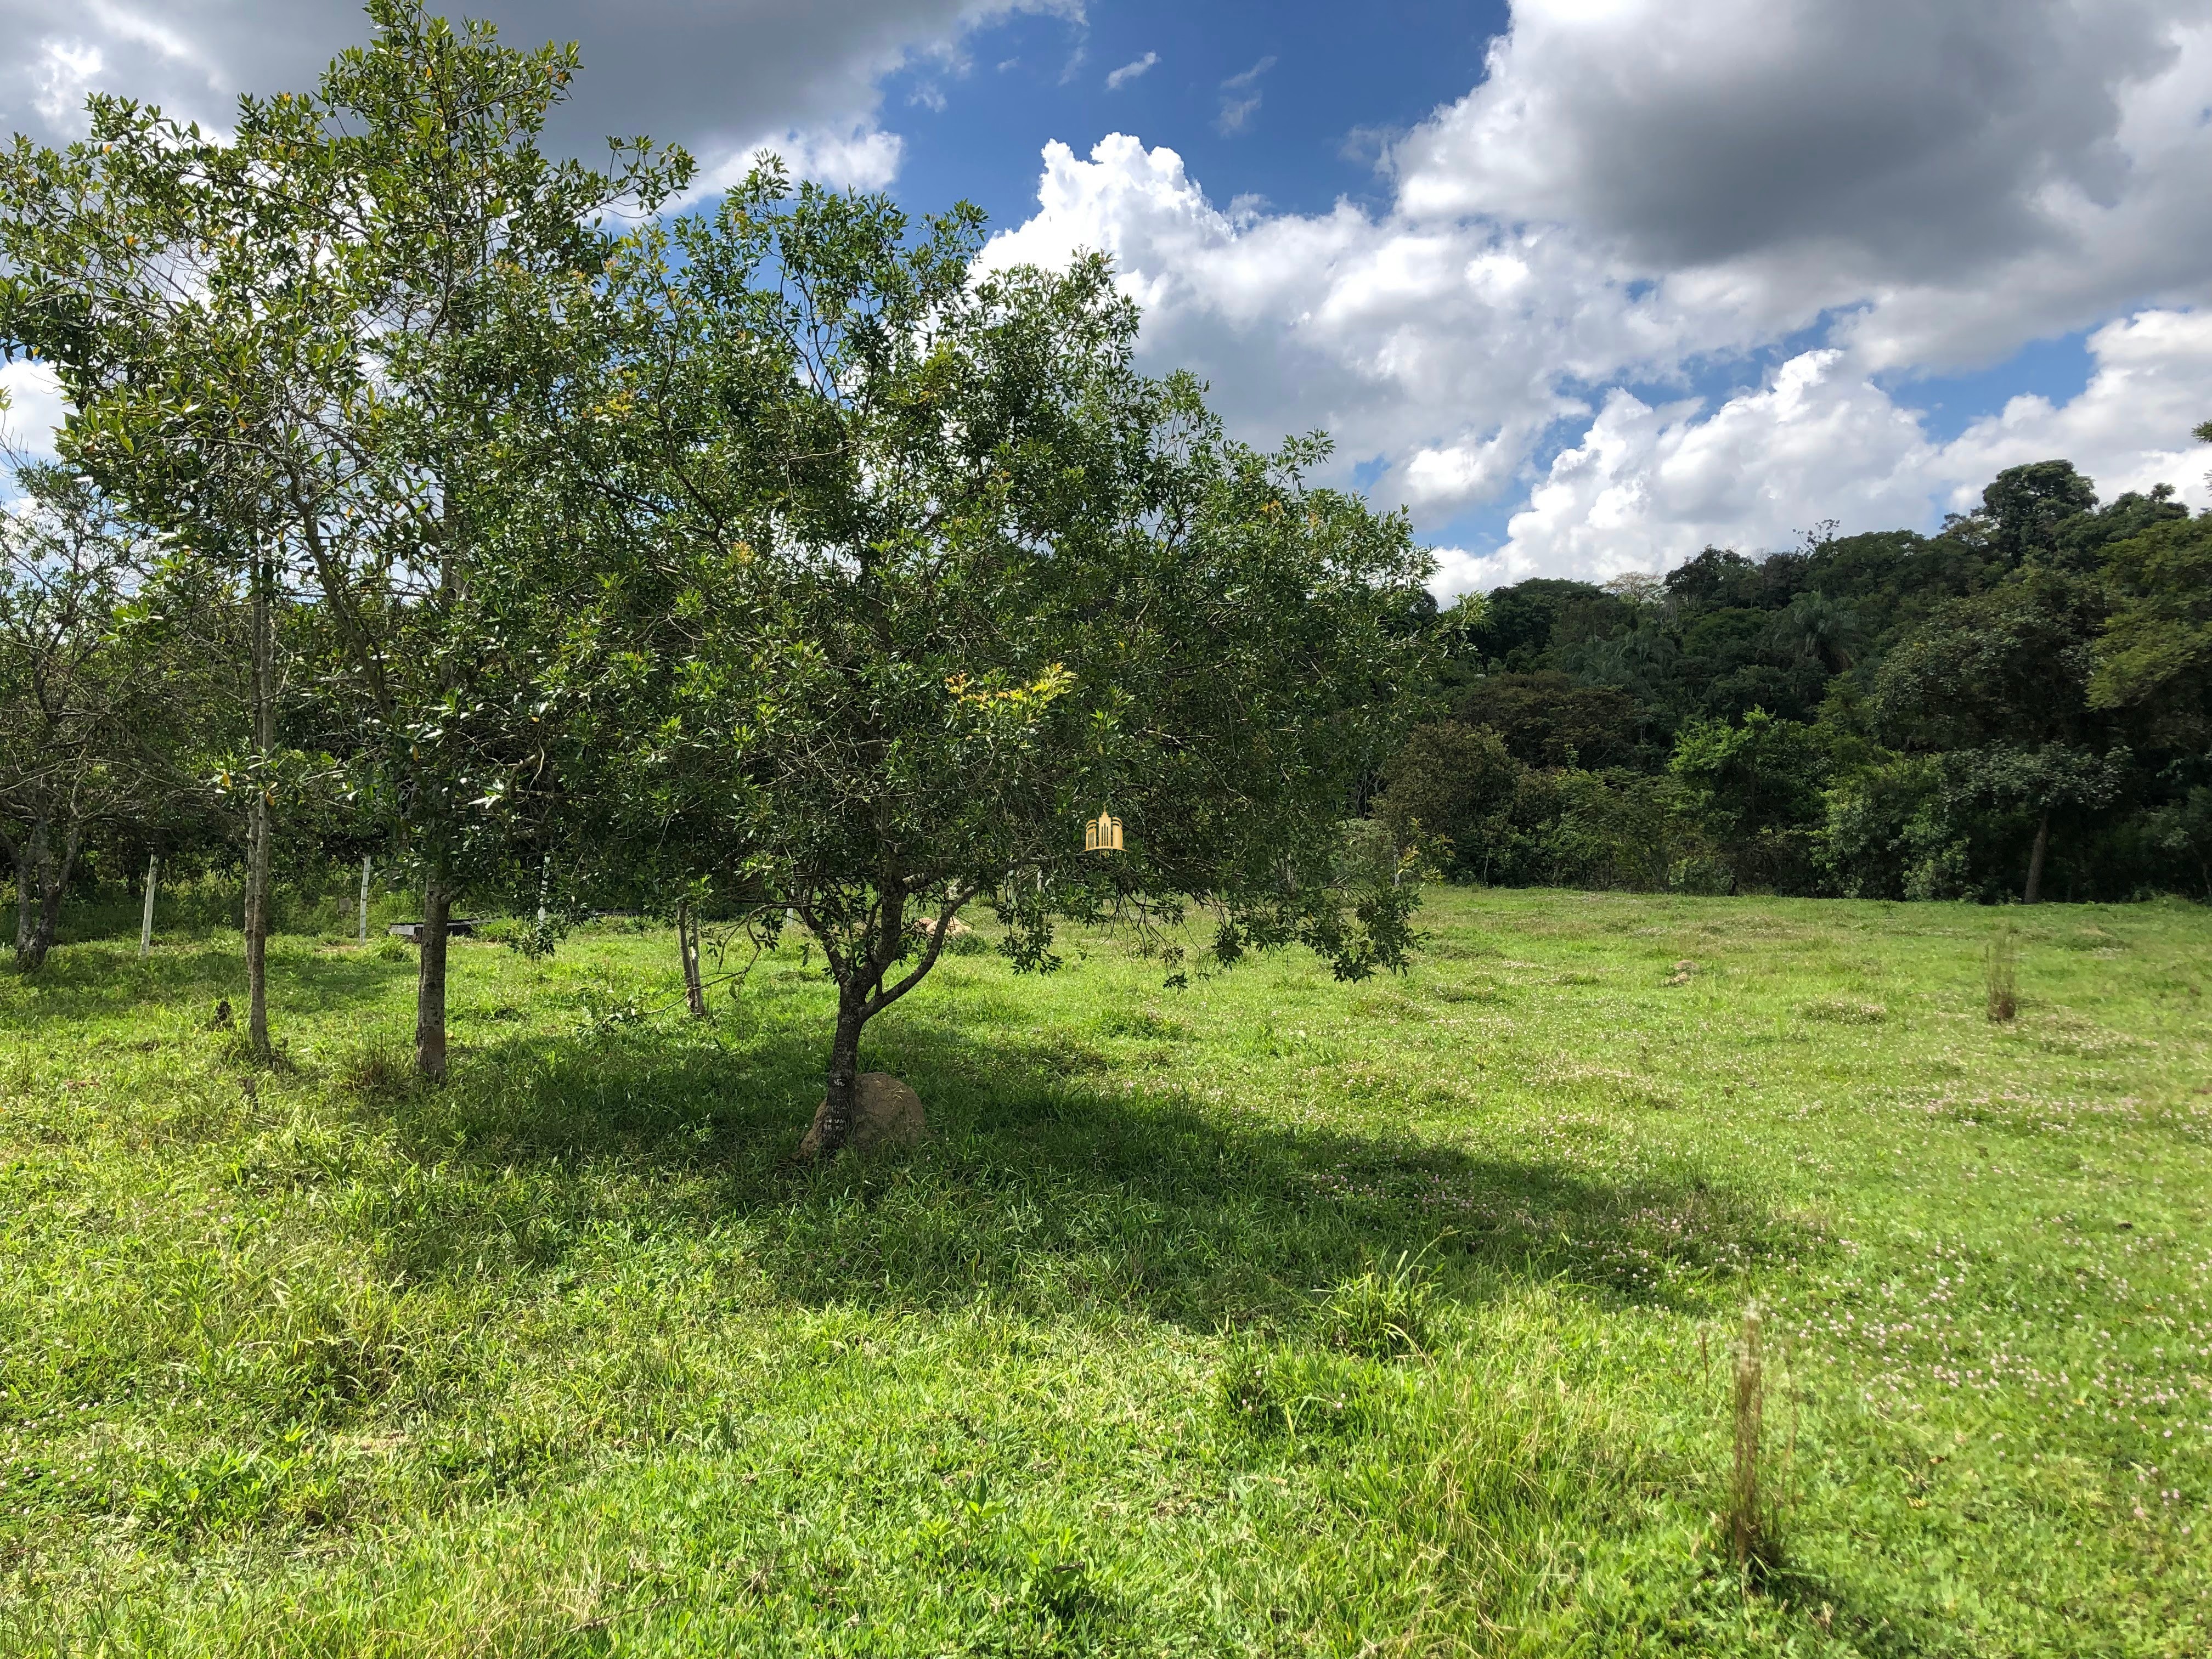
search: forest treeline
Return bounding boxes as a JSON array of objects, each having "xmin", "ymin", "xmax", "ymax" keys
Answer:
[{"xmin": 1379, "ymin": 455, "xmax": 2212, "ymax": 902}]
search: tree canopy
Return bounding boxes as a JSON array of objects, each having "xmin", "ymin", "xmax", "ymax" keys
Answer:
[
  {"xmin": 2, "ymin": 2, "xmax": 2205, "ymax": 1149},
  {"xmin": 547, "ymin": 171, "xmax": 1429, "ymax": 1149}
]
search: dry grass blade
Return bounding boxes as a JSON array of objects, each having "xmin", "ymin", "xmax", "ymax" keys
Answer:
[
  {"xmin": 1987, "ymin": 919, "xmax": 2019, "ymax": 1022},
  {"xmin": 1730, "ymin": 1300, "xmax": 1767, "ymax": 1572}
]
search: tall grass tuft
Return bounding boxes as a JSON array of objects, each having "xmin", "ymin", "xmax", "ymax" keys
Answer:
[
  {"xmin": 1730, "ymin": 1300, "xmax": 1774, "ymax": 1573},
  {"xmin": 1320, "ymin": 1252, "xmax": 1437, "ymax": 1359},
  {"xmin": 336, "ymin": 1039, "xmax": 413, "ymax": 1101},
  {"xmin": 1986, "ymin": 919, "xmax": 2019, "ymax": 1022}
]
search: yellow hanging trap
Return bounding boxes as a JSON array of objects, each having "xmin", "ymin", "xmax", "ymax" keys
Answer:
[{"xmin": 1084, "ymin": 809, "xmax": 1124, "ymax": 853}]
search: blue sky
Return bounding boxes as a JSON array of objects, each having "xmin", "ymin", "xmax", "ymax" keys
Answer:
[
  {"xmin": 882, "ymin": 2, "xmax": 1502, "ymax": 227},
  {"xmin": 875, "ymin": 1, "xmax": 2139, "ymax": 561},
  {"xmin": 3, "ymin": 0, "xmax": 2208, "ymax": 590}
]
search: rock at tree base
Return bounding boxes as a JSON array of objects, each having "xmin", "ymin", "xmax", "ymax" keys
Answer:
[{"xmin": 799, "ymin": 1071, "xmax": 926, "ymax": 1159}]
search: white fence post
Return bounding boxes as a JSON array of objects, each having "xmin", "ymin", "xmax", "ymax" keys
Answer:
[{"xmin": 139, "ymin": 853, "xmax": 158, "ymax": 958}]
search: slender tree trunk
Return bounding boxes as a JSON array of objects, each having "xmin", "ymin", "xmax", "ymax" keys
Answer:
[
  {"xmin": 244, "ymin": 793, "xmax": 273, "ymax": 1052},
  {"xmin": 9, "ymin": 824, "xmax": 31, "ymax": 966},
  {"xmin": 140, "ymin": 854, "xmax": 158, "ymax": 958},
  {"xmin": 679, "ymin": 898, "xmax": 706, "ymax": 1018},
  {"xmin": 24, "ymin": 820, "xmax": 46, "ymax": 960},
  {"xmin": 21, "ymin": 820, "xmax": 78, "ymax": 972},
  {"xmin": 16, "ymin": 819, "xmax": 52, "ymax": 970},
  {"xmin": 815, "ymin": 871, "xmax": 912, "ymax": 1154},
  {"xmin": 359, "ymin": 856, "xmax": 372, "ymax": 944},
  {"xmin": 243, "ymin": 558, "xmax": 276, "ymax": 1055},
  {"xmin": 2024, "ymin": 806, "xmax": 2052, "ymax": 905},
  {"xmin": 415, "ymin": 879, "xmax": 451, "ymax": 1083},
  {"xmin": 818, "ymin": 988, "xmax": 868, "ymax": 1154},
  {"xmin": 40, "ymin": 828, "xmax": 78, "ymax": 948}
]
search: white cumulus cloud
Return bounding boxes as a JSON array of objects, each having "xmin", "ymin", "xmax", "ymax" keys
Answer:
[
  {"xmin": 1105, "ymin": 50, "xmax": 1156, "ymax": 91},
  {"xmin": 1934, "ymin": 309, "xmax": 2212, "ymax": 514},
  {"xmin": 0, "ymin": 358, "xmax": 68, "ymax": 460},
  {"xmin": 697, "ymin": 123, "xmax": 906, "ymax": 198},
  {"xmin": 1479, "ymin": 310, "xmax": 2212, "ymax": 591},
  {"xmin": 30, "ymin": 40, "xmax": 103, "ymax": 127},
  {"xmin": 986, "ymin": 0, "xmax": 2212, "ymax": 590},
  {"xmin": 1490, "ymin": 354, "xmax": 1955, "ymax": 586}
]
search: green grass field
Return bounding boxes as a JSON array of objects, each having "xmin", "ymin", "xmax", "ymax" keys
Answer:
[{"xmin": 2, "ymin": 888, "xmax": 2207, "ymax": 1655}]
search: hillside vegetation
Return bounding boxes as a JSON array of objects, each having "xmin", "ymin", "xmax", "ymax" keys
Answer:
[{"xmin": 1389, "ymin": 459, "xmax": 2212, "ymax": 905}]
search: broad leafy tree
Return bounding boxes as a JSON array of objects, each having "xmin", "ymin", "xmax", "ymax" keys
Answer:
[
  {"xmin": 1939, "ymin": 743, "xmax": 2126, "ymax": 905},
  {"xmin": 0, "ymin": 91, "xmax": 307, "ymax": 1036},
  {"xmin": 0, "ymin": 0, "xmax": 687, "ymax": 1073},
  {"xmin": 1667, "ymin": 709, "xmax": 1830, "ymax": 891},
  {"xmin": 584, "ymin": 174, "xmax": 1431, "ymax": 1152},
  {"xmin": 1376, "ymin": 722, "xmax": 1519, "ymax": 873},
  {"xmin": 1872, "ymin": 569, "xmax": 2119, "ymax": 900},
  {"xmin": 275, "ymin": 5, "xmax": 685, "ymax": 1079},
  {"xmin": 2091, "ymin": 503, "xmax": 2212, "ymax": 746}
]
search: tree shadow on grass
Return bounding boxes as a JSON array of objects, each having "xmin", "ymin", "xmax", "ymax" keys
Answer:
[
  {"xmin": 0, "ymin": 939, "xmax": 421, "ymax": 1032},
  {"xmin": 351, "ymin": 999, "xmax": 1816, "ymax": 1336}
]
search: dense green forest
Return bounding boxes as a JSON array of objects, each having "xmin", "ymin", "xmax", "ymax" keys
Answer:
[{"xmin": 1380, "ymin": 455, "xmax": 2212, "ymax": 903}]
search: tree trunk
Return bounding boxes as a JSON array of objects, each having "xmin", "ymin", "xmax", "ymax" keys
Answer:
[
  {"xmin": 805, "ymin": 867, "xmax": 969, "ymax": 1158},
  {"xmin": 679, "ymin": 898, "xmax": 706, "ymax": 1018},
  {"xmin": 9, "ymin": 825, "xmax": 31, "ymax": 966},
  {"xmin": 2023, "ymin": 806, "xmax": 2052, "ymax": 905},
  {"xmin": 244, "ymin": 788, "xmax": 273, "ymax": 1053},
  {"xmin": 531, "ymin": 853, "xmax": 552, "ymax": 952},
  {"xmin": 359, "ymin": 856, "xmax": 371, "ymax": 944},
  {"xmin": 16, "ymin": 819, "xmax": 52, "ymax": 970},
  {"xmin": 817, "ymin": 989, "xmax": 868, "ymax": 1155},
  {"xmin": 243, "ymin": 551, "xmax": 277, "ymax": 1054},
  {"xmin": 35, "ymin": 826, "xmax": 76, "ymax": 960},
  {"xmin": 416, "ymin": 881, "xmax": 451, "ymax": 1083},
  {"xmin": 17, "ymin": 819, "xmax": 78, "ymax": 973}
]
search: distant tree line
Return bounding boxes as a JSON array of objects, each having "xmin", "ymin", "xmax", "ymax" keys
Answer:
[{"xmin": 1379, "ymin": 455, "xmax": 2212, "ymax": 902}]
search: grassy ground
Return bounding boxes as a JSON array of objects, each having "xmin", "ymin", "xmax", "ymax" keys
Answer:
[{"xmin": 1, "ymin": 887, "xmax": 2207, "ymax": 1655}]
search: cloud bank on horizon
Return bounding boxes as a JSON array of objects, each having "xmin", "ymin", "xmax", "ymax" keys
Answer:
[{"xmin": 5, "ymin": 0, "xmax": 2210, "ymax": 590}]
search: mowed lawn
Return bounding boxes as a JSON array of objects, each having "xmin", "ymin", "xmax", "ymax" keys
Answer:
[{"xmin": 1, "ymin": 888, "xmax": 2207, "ymax": 1656}]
